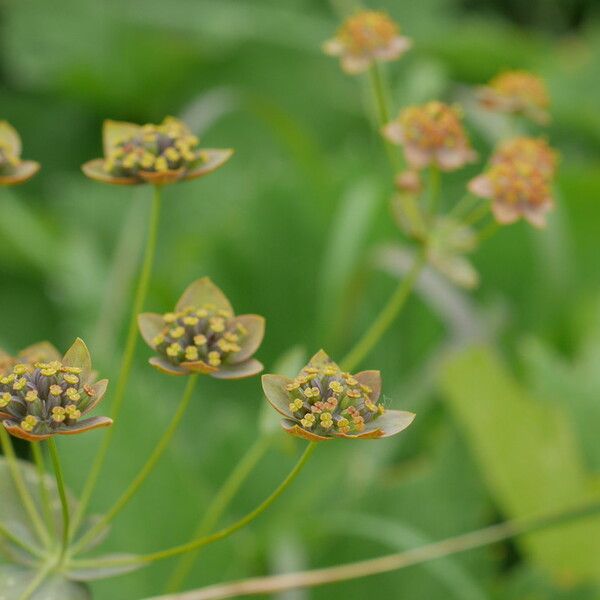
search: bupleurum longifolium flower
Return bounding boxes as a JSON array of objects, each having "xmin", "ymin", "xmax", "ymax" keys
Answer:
[
  {"xmin": 82, "ymin": 117, "xmax": 233, "ymax": 186},
  {"xmin": 323, "ymin": 11, "xmax": 411, "ymax": 75},
  {"xmin": 0, "ymin": 121, "xmax": 40, "ymax": 185},
  {"xmin": 262, "ymin": 350, "xmax": 415, "ymax": 441},
  {"xmin": 469, "ymin": 137, "xmax": 558, "ymax": 228},
  {"xmin": 138, "ymin": 277, "xmax": 265, "ymax": 379},
  {"xmin": 0, "ymin": 339, "xmax": 111, "ymax": 442},
  {"xmin": 383, "ymin": 101, "xmax": 477, "ymax": 171},
  {"xmin": 478, "ymin": 70, "xmax": 550, "ymax": 124}
]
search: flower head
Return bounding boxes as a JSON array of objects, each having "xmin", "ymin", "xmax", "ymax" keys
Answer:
[
  {"xmin": 0, "ymin": 342, "xmax": 62, "ymax": 376},
  {"xmin": 491, "ymin": 137, "xmax": 558, "ymax": 177},
  {"xmin": 0, "ymin": 121, "xmax": 40, "ymax": 185},
  {"xmin": 323, "ymin": 11, "xmax": 411, "ymax": 75},
  {"xmin": 469, "ymin": 160, "xmax": 554, "ymax": 228},
  {"xmin": 478, "ymin": 70, "xmax": 550, "ymax": 124},
  {"xmin": 0, "ymin": 339, "xmax": 111, "ymax": 442},
  {"xmin": 262, "ymin": 350, "xmax": 415, "ymax": 441},
  {"xmin": 139, "ymin": 277, "xmax": 265, "ymax": 379},
  {"xmin": 82, "ymin": 117, "xmax": 233, "ymax": 186},
  {"xmin": 383, "ymin": 101, "xmax": 477, "ymax": 171}
]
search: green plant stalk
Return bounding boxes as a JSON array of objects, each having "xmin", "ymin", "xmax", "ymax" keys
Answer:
[
  {"xmin": 475, "ymin": 220, "xmax": 500, "ymax": 245},
  {"xmin": 368, "ymin": 63, "xmax": 426, "ymax": 238},
  {"xmin": 31, "ymin": 442, "xmax": 56, "ymax": 540},
  {"xmin": 48, "ymin": 439, "xmax": 69, "ymax": 562},
  {"xmin": 0, "ymin": 428, "xmax": 50, "ymax": 548},
  {"xmin": 71, "ymin": 442, "xmax": 317, "ymax": 569},
  {"xmin": 341, "ymin": 250, "xmax": 426, "ymax": 372},
  {"xmin": 71, "ymin": 184, "xmax": 163, "ymax": 539},
  {"xmin": 165, "ymin": 434, "xmax": 274, "ymax": 592},
  {"xmin": 146, "ymin": 496, "xmax": 600, "ymax": 600},
  {"xmin": 0, "ymin": 522, "xmax": 44, "ymax": 558},
  {"xmin": 463, "ymin": 202, "xmax": 490, "ymax": 227},
  {"xmin": 17, "ymin": 559, "xmax": 54, "ymax": 600},
  {"xmin": 72, "ymin": 374, "xmax": 199, "ymax": 555},
  {"xmin": 428, "ymin": 165, "xmax": 441, "ymax": 221}
]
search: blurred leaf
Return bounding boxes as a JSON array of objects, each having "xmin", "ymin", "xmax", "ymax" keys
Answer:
[
  {"xmin": 327, "ymin": 512, "xmax": 488, "ymax": 600},
  {"xmin": 441, "ymin": 345, "xmax": 600, "ymax": 582},
  {"xmin": 0, "ymin": 565, "xmax": 90, "ymax": 600}
]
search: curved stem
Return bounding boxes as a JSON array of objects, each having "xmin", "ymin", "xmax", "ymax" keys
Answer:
[
  {"xmin": 48, "ymin": 439, "xmax": 69, "ymax": 562},
  {"xmin": 70, "ymin": 184, "xmax": 162, "ymax": 539},
  {"xmin": 0, "ymin": 522, "xmax": 45, "ymax": 559},
  {"xmin": 71, "ymin": 442, "xmax": 316, "ymax": 569},
  {"xmin": 165, "ymin": 435, "xmax": 273, "ymax": 592},
  {"xmin": 144, "ymin": 496, "xmax": 600, "ymax": 600},
  {"xmin": 17, "ymin": 560, "xmax": 54, "ymax": 600},
  {"xmin": 341, "ymin": 250, "xmax": 426, "ymax": 372},
  {"xmin": 31, "ymin": 442, "xmax": 56, "ymax": 540},
  {"xmin": 72, "ymin": 374, "xmax": 199, "ymax": 555},
  {"xmin": 475, "ymin": 220, "xmax": 500, "ymax": 245},
  {"xmin": 0, "ymin": 428, "xmax": 50, "ymax": 548}
]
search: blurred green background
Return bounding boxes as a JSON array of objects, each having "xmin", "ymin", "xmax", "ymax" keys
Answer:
[{"xmin": 1, "ymin": 0, "xmax": 600, "ymax": 598}]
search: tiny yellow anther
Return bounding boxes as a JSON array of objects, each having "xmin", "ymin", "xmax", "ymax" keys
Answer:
[{"xmin": 21, "ymin": 415, "xmax": 38, "ymax": 432}]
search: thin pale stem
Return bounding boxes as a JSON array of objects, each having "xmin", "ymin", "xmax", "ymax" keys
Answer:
[
  {"xmin": 71, "ymin": 442, "xmax": 317, "ymax": 569},
  {"xmin": 71, "ymin": 184, "xmax": 162, "ymax": 539},
  {"xmin": 475, "ymin": 220, "xmax": 500, "ymax": 245},
  {"xmin": 48, "ymin": 439, "xmax": 69, "ymax": 562},
  {"xmin": 0, "ymin": 428, "xmax": 50, "ymax": 548},
  {"xmin": 17, "ymin": 560, "xmax": 54, "ymax": 600},
  {"xmin": 30, "ymin": 442, "xmax": 56, "ymax": 540},
  {"xmin": 463, "ymin": 202, "xmax": 490, "ymax": 227},
  {"xmin": 341, "ymin": 250, "xmax": 426, "ymax": 372},
  {"xmin": 72, "ymin": 374, "xmax": 199, "ymax": 555},
  {"xmin": 367, "ymin": 62, "xmax": 426, "ymax": 238},
  {"xmin": 144, "ymin": 496, "xmax": 600, "ymax": 600},
  {"xmin": 165, "ymin": 435, "xmax": 273, "ymax": 592},
  {"xmin": 0, "ymin": 521, "xmax": 44, "ymax": 558},
  {"xmin": 427, "ymin": 165, "xmax": 441, "ymax": 221},
  {"xmin": 449, "ymin": 193, "xmax": 478, "ymax": 219}
]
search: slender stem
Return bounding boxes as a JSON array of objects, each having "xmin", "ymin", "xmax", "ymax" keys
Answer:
[
  {"xmin": 0, "ymin": 521, "xmax": 45, "ymax": 558},
  {"xmin": 463, "ymin": 202, "xmax": 490, "ymax": 227},
  {"xmin": 0, "ymin": 428, "xmax": 50, "ymax": 548},
  {"xmin": 144, "ymin": 496, "xmax": 600, "ymax": 600},
  {"xmin": 367, "ymin": 63, "xmax": 426, "ymax": 238},
  {"xmin": 17, "ymin": 560, "xmax": 54, "ymax": 600},
  {"xmin": 71, "ymin": 442, "xmax": 317, "ymax": 569},
  {"xmin": 72, "ymin": 374, "xmax": 199, "ymax": 555},
  {"xmin": 48, "ymin": 439, "xmax": 69, "ymax": 561},
  {"xmin": 427, "ymin": 165, "xmax": 441, "ymax": 221},
  {"xmin": 70, "ymin": 184, "xmax": 162, "ymax": 538},
  {"xmin": 475, "ymin": 220, "xmax": 500, "ymax": 245},
  {"xmin": 449, "ymin": 193, "xmax": 478, "ymax": 219},
  {"xmin": 341, "ymin": 251, "xmax": 426, "ymax": 372},
  {"xmin": 30, "ymin": 442, "xmax": 57, "ymax": 540},
  {"xmin": 165, "ymin": 435, "xmax": 273, "ymax": 592}
]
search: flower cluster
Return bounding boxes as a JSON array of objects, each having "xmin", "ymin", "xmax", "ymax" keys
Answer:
[
  {"xmin": 323, "ymin": 11, "xmax": 411, "ymax": 74},
  {"xmin": 263, "ymin": 350, "xmax": 414, "ymax": 441},
  {"xmin": 478, "ymin": 70, "xmax": 550, "ymax": 124},
  {"xmin": 383, "ymin": 101, "xmax": 477, "ymax": 171},
  {"xmin": 82, "ymin": 118, "xmax": 233, "ymax": 186},
  {"xmin": 0, "ymin": 339, "xmax": 110, "ymax": 441},
  {"xmin": 139, "ymin": 277, "xmax": 264, "ymax": 379},
  {"xmin": 0, "ymin": 121, "xmax": 40, "ymax": 185},
  {"xmin": 469, "ymin": 137, "xmax": 558, "ymax": 228},
  {"xmin": 0, "ymin": 342, "xmax": 62, "ymax": 376}
]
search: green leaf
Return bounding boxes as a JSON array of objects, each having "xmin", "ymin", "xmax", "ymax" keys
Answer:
[
  {"xmin": 441, "ymin": 345, "xmax": 600, "ymax": 582},
  {"xmin": 0, "ymin": 564, "xmax": 90, "ymax": 600}
]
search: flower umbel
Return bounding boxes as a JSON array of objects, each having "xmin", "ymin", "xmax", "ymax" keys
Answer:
[
  {"xmin": 139, "ymin": 277, "xmax": 265, "ymax": 379},
  {"xmin": 383, "ymin": 101, "xmax": 477, "ymax": 171},
  {"xmin": 478, "ymin": 70, "xmax": 550, "ymax": 124},
  {"xmin": 323, "ymin": 11, "xmax": 411, "ymax": 75},
  {"xmin": 0, "ymin": 338, "xmax": 111, "ymax": 442},
  {"xmin": 0, "ymin": 341, "xmax": 62, "ymax": 376},
  {"xmin": 490, "ymin": 137, "xmax": 558, "ymax": 177},
  {"xmin": 82, "ymin": 117, "xmax": 233, "ymax": 186},
  {"xmin": 0, "ymin": 121, "xmax": 40, "ymax": 185},
  {"xmin": 262, "ymin": 350, "xmax": 415, "ymax": 441}
]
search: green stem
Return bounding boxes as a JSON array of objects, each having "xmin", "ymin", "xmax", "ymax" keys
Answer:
[
  {"xmin": 165, "ymin": 435, "xmax": 273, "ymax": 592},
  {"xmin": 0, "ymin": 522, "xmax": 45, "ymax": 559},
  {"xmin": 367, "ymin": 63, "xmax": 427, "ymax": 239},
  {"xmin": 449, "ymin": 193, "xmax": 478, "ymax": 219},
  {"xmin": 427, "ymin": 165, "xmax": 441, "ymax": 221},
  {"xmin": 475, "ymin": 220, "xmax": 500, "ymax": 245},
  {"xmin": 48, "ymin": 439, "xmax": 69, "ymax": 562},
  {"xmin": 145, "ymin": 496, "xmax": 600, "ymax": 600},
  {"xmin": 72, "ymin": 442, "xmax": 317, "ymax": 569},
  {"xmin": 0, "ymin": 428, "xmax": 50, "ymax": 548},
  {"xmin": 341, "ymin": 251, "xmax": 426, "ymax": 372},
  {"xmin": 463, "ymin": 202, "xmax": 490, "ymax": 227},
  {"xmin": 70, "ymin": 184, "xmax": 162, "ymax": 539},
  {"xmin": 72, "ymin": 374, "xmax": 199, "ymax": 555},
  {"xmin": 31, "ymin": 442, "xmax": 56, "ymax": 540},
  {"xmin": 17, "ymin": 560, "xmax": 54, "ymax": 600}
]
